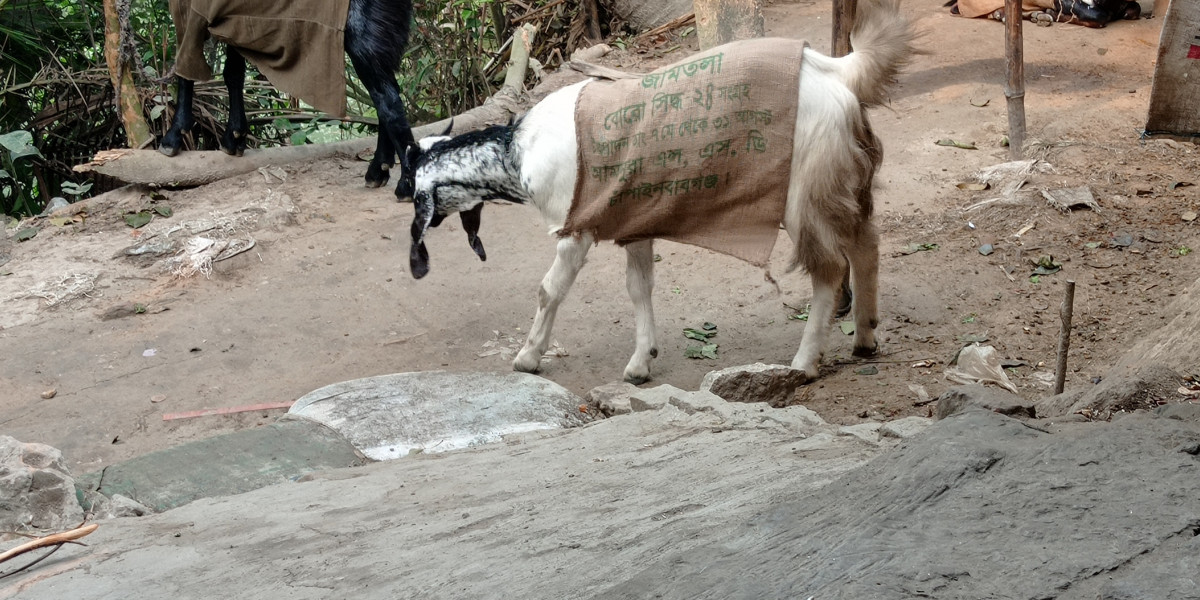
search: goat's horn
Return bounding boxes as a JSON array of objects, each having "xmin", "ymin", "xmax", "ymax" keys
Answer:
[
  {"xmin": 409, "ymin": 191, "xmax": 435, "ymax": 279},
  {"xmin": 441, "ymin": 119, "xmax": 454, "ymax": 136},
  {"xmin": 460, "ymin": 204, "xmax": 486, "ymax": 262}
]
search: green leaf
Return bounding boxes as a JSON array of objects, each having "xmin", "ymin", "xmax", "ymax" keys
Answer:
[
  {"xmin": 0, "ymin": 168, "xmax": 10, "ymax": 180},
  {"xmin": 152, "ymin": 205, "xmax": 173, "ymax": 217},
  {"xmin": 290, "ymin": 129, "xmax": 308, "ymax": 146},
  {"xmin": 702, "ymin": 322, "xmax": 717, "ymax": 331},
  {"xmin": 15, "ymin": 226, "xmax": 38, "ymax": 241},
  {"xmin": 685, "ymin": 343, "xmax": 719, "ymax": 359},
  {"xmin": 839, "ymin": 321, "xmax": 856, "ymax": 335},
  {"xmin": 150, "ymin": 105, "xmax": 166, "ymax": 120},
  {"xmin": 683, "ymin": 328, "xmax": 715, "ymax": 341},
  {"xmin": 0, "ymin": 130, "xmax": 43, "ymax": 161},
  {"xmin": 935, "ymin": 138, "xmax": 977, "ymax": 150},
  {"xmin": 124, "ymin": 210, "xmax": 153, "ymax": 229}
]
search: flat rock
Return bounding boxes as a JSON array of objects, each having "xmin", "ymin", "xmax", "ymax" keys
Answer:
[
  {"xmin": 75, "ymin": 419, "xmax": 366, "ymax": 512},
  {"xmin": 288, "ymin": 371, "xmax": 593, "ymax": 460},
  {"xmin": 700, "ymin": 363, "xmax": 807, "ymax": 407},
  {"xmin": 879, "ymin": 416, "xmax": 932, "ymax": 439},
  {"xmin": 603, "ymin": 410, "xmax": 1200, "ymax": 599},
  {"xmin": 0, "ymin": 436, "xmax": 83, "ymax": 534},
  {"xmin": 937, "ymin": 384, "xmax": 1036, "ymax": 419}
]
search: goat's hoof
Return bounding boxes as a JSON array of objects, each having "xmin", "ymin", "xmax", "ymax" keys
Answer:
[
  {"xmin": 649, "ymin": 347, "xmax": 659, "ymax": 359},
  {"xmin": 512, "ymin": 354, "xmax": 541, "ymax": 374},
  {"xmin": 852, "ymin": 341, "xmax": 879, "ymax": 358},
  {"xmin": 623, "ymin": 372, "xmax": 651, "ymax": 385},
  {"xmin": 365, "ymin": 164, "xmax": 391, "ymax": 188},
  {"xmin": 219, "ymin": 145, "xmax": 245, "ymax": 157},
  {"xmin": 158, "ymin": 145, "xmax": 180, "ymax": 158}
]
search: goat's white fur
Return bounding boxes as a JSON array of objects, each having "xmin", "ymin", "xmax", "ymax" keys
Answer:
[{"xmin": 411, "ymin": 0, "xmax": 915, "ymax": 384}]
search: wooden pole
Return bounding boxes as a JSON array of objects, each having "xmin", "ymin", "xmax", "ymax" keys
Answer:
[
  {"xmin": 832, "ymin": 0, "xmax": 857, "ymax": 57},
  {"xmin": 1053, "ymin": 280, "xmax": 1076, "ymax": 395},
  {"xmin": 1004, "ymin": 0, "xmax": 1026, "ymax": 159},
  {"xmin": 694, "ymin": 0, "xmax": 765, "ymax": 50}
]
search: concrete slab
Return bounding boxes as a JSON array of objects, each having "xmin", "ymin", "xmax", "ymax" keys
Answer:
[{"xmin": 75, "ymin": 419, "xmax": 364, "ymax": 513}]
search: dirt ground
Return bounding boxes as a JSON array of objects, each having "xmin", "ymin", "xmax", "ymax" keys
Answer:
[{"xmin": 2, "ymin": 0, "xmax": 1197, "ymax": 473}]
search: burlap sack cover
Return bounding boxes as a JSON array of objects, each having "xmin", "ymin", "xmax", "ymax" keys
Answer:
[
  {"xmin": 170, "ymin": 0, "xmax": 351, "ymax": 116},
  {"xmin": 565, "ymin": 38, "xmax": 807, "ymax": 267}
]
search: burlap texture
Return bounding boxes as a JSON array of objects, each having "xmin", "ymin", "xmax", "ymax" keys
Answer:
[
  {"xmin": 564, "ymin": 38, "xmax": 807, "ymax": 267},
  {"xmin": 170, "ymin": 0, "xmax": 351, "ymax": 116}
]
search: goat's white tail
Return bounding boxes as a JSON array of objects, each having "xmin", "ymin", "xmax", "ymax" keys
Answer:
[{"xmin": 834, "ymin": 0, "xmax": 918, "ymax": 106}]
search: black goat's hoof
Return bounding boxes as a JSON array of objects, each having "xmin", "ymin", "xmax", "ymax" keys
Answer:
[
  {"xmin": 365, "ymin": 162, "xmax": 391, "ymax": 188},
  {"xmin": 158, "ymin": 145, "xmax": 180, "ymax": 157},
  {"xmin": 852, "ymin": 342, "xmax": 879, "ymax": 358}
]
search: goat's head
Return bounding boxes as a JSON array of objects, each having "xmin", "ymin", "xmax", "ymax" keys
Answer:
[{"xmin": 408, "ymin": 120, "xmax": 493, "ymax": 279}]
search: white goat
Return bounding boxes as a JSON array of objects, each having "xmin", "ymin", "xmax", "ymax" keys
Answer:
[{"xmin": 407, "ymin": 0, "xmax": 916, "ymax": 384}]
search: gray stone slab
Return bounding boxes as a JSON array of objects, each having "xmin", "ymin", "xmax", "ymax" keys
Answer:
[
  {"xmin": 75, "ymin": 419, "xmax": 365, "ymax": 513},
  {"xmin": 288, "ymin": 371, "xmax": 593, "ymax": 460}
]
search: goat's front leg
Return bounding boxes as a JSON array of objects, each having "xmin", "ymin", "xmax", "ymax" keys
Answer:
[
  {"xmin": 622, "ymin": 239, "xmax": 657, "ymax": 384},
  {"xmin": 514, "ymin": 234, "xmax": 593, "ymax": 374},
  {"xmin": 219, "ymin": 48, "xmax": 249, "ymax": 156},
  {"xmin": 159, "ymin": 76, "xmax": 195, "ymax": 156},
  {"xmin": 791, "ymin": 264, "xmax": 846, "ymax": 381}
]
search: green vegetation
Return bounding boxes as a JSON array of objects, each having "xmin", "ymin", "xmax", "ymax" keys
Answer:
[{"xmin": 1, "ymin": 0, "xmax": 593, "ymax": 216}]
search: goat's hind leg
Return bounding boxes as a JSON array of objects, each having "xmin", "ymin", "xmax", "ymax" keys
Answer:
[
  {"xmin": 219, "ymin": 48, "xmax": 249, "ymax": 156},
  {"xmin": 791, "ymin": 264, "xmax": 846, "ymax": 381},
  {"xmin": 514, "ymin": 234, "xmax": 593, "ymax": 374},
  {"xmin": 846, "ymin": 225, "xmax": 880, "ymax": 357},
  {"xmin": 159, "ymin": 76, "xmax": 195, "ymax": 157},
  {"xmin": 622, "ymin": 240, "xmax": 658, "ymax": 384}
]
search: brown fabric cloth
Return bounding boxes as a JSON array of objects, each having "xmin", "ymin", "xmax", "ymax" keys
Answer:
[
  {"xmin": 954, "ymin": 0, "xmax": 1053, "ymax": 19},
  {"xmin": 564, "ymin": 38, "xmax": 807, "ymax": 267},
  {"xmin": 170, "ymin": 0, "xmax": 351, "ymax": 116}
]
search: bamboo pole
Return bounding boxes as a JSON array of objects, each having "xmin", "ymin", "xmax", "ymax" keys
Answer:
[
  {"xmin": 0, "ymin": 524, "xmax": 98, "ymax": 564},
  {"xmin": 1054, "ymin": 280, "xmax": 1076, "ymax": 395},
  {"xmin": 832, "ymin": 0, "xmax": 857, "ymax": 57},
  {"xmin": 1004, "ymin": 0, "xmax": 1026, "ymax": 159}
]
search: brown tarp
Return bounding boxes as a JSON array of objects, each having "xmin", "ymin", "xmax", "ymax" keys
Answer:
[
  {"xmin": 170, "ymin": 0, "xmax": 351, "ymax": 116},
  {"xmin": 564, "ymin": 38, "xmax": 807, "ymax": 267},
  {"xmin": 1145, "ymin": 1, "xmax": 1200, "ymax": 139}
]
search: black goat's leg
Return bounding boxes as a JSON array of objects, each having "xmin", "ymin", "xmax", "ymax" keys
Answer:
[
  {"xmin": 159, "ymin": 76, "xmax": 195, "ymax": 157},
  {"xmin": 348, "ymin": 56, "xmax": 415, "ymax": 198},
  {"xmin": 220, "ymin": 48, "xmax": 249, "ymax": 156}
]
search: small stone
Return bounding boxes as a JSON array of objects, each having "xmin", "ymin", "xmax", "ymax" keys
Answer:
[
  {"xmin": 41, "ymin": 388, "xmax": 57, "ymax": 399},
  {"xmin": 700, "ymin": 363, "xmax": 808, "ymax": 407},
  {"xmin": 1182, "ymin": 211, "xmax": 1197, "ymax": 223},
  {"xmin": 151, "ymin": 394, "xmax": 167, "ymax": 403},
  {"xmin": 937, "ymin": 385, "xmax": 1036, "ymax": 420}
]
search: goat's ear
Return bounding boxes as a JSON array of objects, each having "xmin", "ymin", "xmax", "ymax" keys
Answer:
[
  {"xmin": 409, "ymin": 191, "xmax": 435, "ymax": 279},
  {"xmin": 460, "ymin": 203, "xmax": 486, "ymax": 262},
  {"xmin": 440, "ymin": 119, "xmax": 454, "ymax": 136}
]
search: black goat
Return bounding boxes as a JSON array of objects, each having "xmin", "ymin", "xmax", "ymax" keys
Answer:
[{"xmin": 160, "ymin": 0, "xmax": 417, "ymax": 194}]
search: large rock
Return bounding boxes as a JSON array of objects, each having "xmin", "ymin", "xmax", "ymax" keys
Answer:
[
  {"xmin": 1038, "ymin": 364, "xmax": 1182, "ymax": 419},
  {"xmin": 288, "ymin": 371, "xmax": 595, "ymax": 460},
  {"xmin": 700, "ymin": 363, "xmax": 808, "ymax": 407},
  {"xmin": 602, "ymin": 410, "xmax": 1200, "ymax": 598},
  {"xmin": 0, "ymin": 436, "xmax": 83, "ymax": 534},
  {"xmin": 936, "ymin": 384, "xmax": 1036, "ymax": 420}
]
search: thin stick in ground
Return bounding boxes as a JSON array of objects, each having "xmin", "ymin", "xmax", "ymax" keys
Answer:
[{"xmin": 1054, "ymin": 280, "xmax": 1076, "ymax": 395}]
